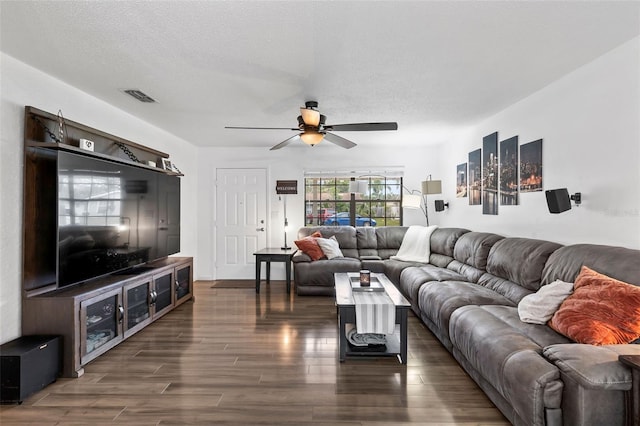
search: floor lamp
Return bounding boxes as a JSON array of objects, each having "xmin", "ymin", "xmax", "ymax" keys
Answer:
[
  {"xmin": 280, "ymin": 195, "xmax": 290, "ymax": 250},
  {"xmin": 276, "ymin": 180, "xmax": 298, "ymax": 250},
  {"xmin": 421, "ymin": 176, "xmax": 442, "ymax": 226}
]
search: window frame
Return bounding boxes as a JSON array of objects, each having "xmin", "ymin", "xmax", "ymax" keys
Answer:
[{"xmin": 304, "ymin": 176, "xmax": 403, "ymax": 227}]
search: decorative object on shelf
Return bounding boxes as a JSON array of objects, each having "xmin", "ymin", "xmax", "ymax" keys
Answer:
[
  {"xmin": 161, "ymin": 158, "xmax": 173, "ymax": 170},
  {"xmin": 468, "ymin": 149, "xmax": 481, "ymax": 205},
  {"xmin": 30, "ymin": 113, "xmax": 64, "ymax": 143},
  {"xmin": 482, "ymin": 132, "xmax": 499, "ymax": 215},
  {"xmin": 171, "ymin": 163, "xmax": 182, "ymax": 174},
  {"xmin": 115, "ymin": 141, "xmax": 141, "ymax": 163},
  {"xmin": 57, "ymin": 110, "xmax": 66, "ymax": 144},
  {"xmin": 456, "ymin": 163, "xmax": 467, "ymax": 198},
  {"xmin": 500, "ymin": 135, "xmax": 519, "ymax": 205},
  {"xmin": 79, "ymin": 138, "xmax": 95, "ymax": 152},
  {"xmin": 545, "ymin": 188, "xmax": 582, "ymax": 214},
  {"xmin": 276, "ymin": 180, "xmax": 298, "ymax": 250},
  {"xmin": 147, "ymin": 160, "xmax": 156, "ymax": 167},
  {"xmin": 520, "ymin": 139, "xmax": 543, "ymax": 192}
]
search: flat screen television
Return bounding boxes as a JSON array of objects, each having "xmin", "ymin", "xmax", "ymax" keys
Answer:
[{"xmin": 24, "ymin": 147, "xmax": 180, "ymax": 291}]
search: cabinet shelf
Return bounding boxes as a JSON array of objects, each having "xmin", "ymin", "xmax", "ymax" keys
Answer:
[{"xmin": 25, "ymin": 106, "xmax": 183, "ymax": 176}]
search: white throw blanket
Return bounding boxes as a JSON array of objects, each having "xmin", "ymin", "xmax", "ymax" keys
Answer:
[{"xmin": 390, "ymin": 225, "xmax": 438, "ymax": 263}]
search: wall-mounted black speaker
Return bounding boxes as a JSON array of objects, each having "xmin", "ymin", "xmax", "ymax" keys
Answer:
[
  {"xmin": 434, "ymin": 200, "xmax": 447, "ymax": 212},
  {"xmin": 545, "ymin": 188, "xmax": 571, "ymax": 214}
]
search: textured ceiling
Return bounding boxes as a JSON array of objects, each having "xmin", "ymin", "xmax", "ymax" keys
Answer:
[{"xmin": 1, "ymin": 1, "xmax": 639, "ymax": 149}]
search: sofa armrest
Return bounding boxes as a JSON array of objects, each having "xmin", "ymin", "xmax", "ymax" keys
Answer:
[
  {"xmin": 543, "ymin": 344, "xmax": 640, "ymax": 390},
  {"xmin": 292, "ymin": 252, "xmax": 312, "ymax": 263}
]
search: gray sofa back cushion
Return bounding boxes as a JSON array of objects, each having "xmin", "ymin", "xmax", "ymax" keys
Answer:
[
  {"xmin": 485, "ymin": 238, "xmax": 563, "ymax": 291},
  {"xmin": 431, "ymin": 227, "xmax": 470, "ymax": 257},
  {"xmin": 374, "ymin": 226, "xmax": 408, "ymax": 259},
  {"xmin": 429, "ymin": 227, "xmax": 470, "ymax": 267},
  {"xmin": 448, "ymin": 232, "xmax": 504, "ymax": 282},
  {"xmin": 297, "ymin": 226, "xmax": 358, "ymax": 258},
  {"xmin": 476, "ymin": 237, "xmax": 562, "ymax": 304},
  {"xmin": 453, "ymin": 232, "xmax": 504, "ymax": 269},
  {"xmin": 541, "ymin": 244, "xmax": 640, "ymax": 286}
]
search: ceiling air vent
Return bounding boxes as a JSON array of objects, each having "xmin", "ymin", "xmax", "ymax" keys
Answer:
[{"xmin": 123, "ymin": 89, "xmax": 156, "ymax": 103}]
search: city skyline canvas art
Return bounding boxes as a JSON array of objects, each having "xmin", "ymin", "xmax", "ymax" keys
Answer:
[
  {"xmin": 482, "ymin": 132, "xmax": 498, "ymax": 215},
  {"xmin": 520, "ymin": 139, "xmax": 543, "ymax": 192},
  {"xmin": 500, "ymin": 135, "xmax": 519, "ymax": 205},
  {"xmin": 468, "ymin": 149, "xmax": 481, "ymax": 205}
]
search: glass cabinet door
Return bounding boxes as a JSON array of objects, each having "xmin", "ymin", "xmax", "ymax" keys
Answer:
[
  {"xmin": 124, "ymin": 280, "xmax": 152, "ymax": 337},
  {"xmin": 80, "ymin": 288, "xmax": 123, "ymax": 364},
  {"xmin": 153, "ymin": 270, "xmax": 174, "ymax": 319},
  {"xmin": 175, "ymin": 262, "xmax": 192, "ymax": 306}
]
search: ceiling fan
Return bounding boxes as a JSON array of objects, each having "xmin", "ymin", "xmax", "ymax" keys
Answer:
[{"xmin": 225, "ymin": 101, "xmax": 398, "ymax": 150}]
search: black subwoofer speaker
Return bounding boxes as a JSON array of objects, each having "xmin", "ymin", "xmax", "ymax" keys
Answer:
[
  {"xmin": 545, "ymin": 188, "xmax": 572, "ymax": 214},
  {"xmin": 0, "ymin": 335, "xmax": 61, "ymax": 404}
]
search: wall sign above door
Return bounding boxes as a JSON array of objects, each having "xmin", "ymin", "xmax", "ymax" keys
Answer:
[{"xmin": 276, "ymin": 180, "xmax": 298, "ymax": 194}]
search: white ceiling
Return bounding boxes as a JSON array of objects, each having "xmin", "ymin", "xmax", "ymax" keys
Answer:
[{"xmin": 1, "ymin": 1, "xmax": 639, "ymax": 149}]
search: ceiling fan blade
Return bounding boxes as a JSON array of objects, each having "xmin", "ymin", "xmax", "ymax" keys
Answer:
[
  {"xmin": 323, "ymin": 133, "xmax": 357, "ymax": 149},
  {"xmin": 325, "ymin": 122, "xmax": 398, "ymax": 132},
  {"xmin": 225, "ymin": 126, "xmax": 299, "ymax": 130},
  {"xmin": 270, "ymin": 135, "xmax": 301, "ymax": 151}
]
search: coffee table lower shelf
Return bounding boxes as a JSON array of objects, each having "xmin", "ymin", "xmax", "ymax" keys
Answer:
[{"xmin": 342, "ymin": 324, "xmax": 402, "ymax": 361}]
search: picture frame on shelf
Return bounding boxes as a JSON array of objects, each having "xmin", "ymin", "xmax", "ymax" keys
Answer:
[{"xmin": 161, "ymin": 158, "xmax": 172, "ymax": 171}]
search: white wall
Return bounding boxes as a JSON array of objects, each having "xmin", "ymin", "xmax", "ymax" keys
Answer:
[
  {"xmin": 437, "ymin": 37, "xmax": 640, "ymax": 248},
  {"xmin": 0, "ymin": 54, "xmax": 199, "ymax": 344},
  {"xmin": 195, "ymin": 144, "xmax": 441, "ymax": 280}
]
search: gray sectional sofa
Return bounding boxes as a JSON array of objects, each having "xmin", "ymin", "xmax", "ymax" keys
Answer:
[{"xmin": 292, "ymin": 225, "xmax": 640, "ymax": 426}]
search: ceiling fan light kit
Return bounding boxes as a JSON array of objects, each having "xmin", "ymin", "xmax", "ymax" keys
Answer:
[
  {"xmin": 300, "ymin": 130, "xmax": 324, "ymax": 146},
  {"xmin": 225, "ymin": 100, "xmax": 398, "ymax": 150}
]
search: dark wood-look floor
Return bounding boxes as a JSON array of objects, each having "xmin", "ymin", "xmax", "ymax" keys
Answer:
[{"xmin": 1, "ymin": 280, "xmax": 509, "ymax": 425}]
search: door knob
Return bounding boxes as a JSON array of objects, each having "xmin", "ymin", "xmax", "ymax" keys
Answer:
[{"xmin": 256, "ymin": 227, "xmax": 265, "ymax": 231}]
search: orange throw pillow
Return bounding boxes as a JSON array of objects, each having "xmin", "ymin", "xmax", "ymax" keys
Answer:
[
  {"xmin": 549, "ymin": 266, "xmax": 640, "ymax": 345},
  {"xmin": 294, "ymin": 231, "xmax": 324, "ymax": 261}
]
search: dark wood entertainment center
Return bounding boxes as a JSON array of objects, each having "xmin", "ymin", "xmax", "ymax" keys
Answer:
[{"xmin": 21, "ymin": 106, "xmax": 193, "ymax": 378}]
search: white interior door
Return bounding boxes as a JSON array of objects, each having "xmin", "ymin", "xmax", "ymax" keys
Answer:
[{"xmin": 215, "ymin": 168, "xmax": 267, "ymax": 279}]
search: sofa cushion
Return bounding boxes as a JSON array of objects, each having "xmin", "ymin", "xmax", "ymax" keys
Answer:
[
  {"xmin": 417, "ymin": 280, "xmax": 516, "ymax": 345},
  {"xmin": 541, "ymin": 243, "xmax": 640, "ymax": 287},
  {"xmin": 449, "ymin": 305, "xmax": 566, "ymax": 424},
  {"xmin": 447, "ymin": 232, "xmax": 504, "ymax": 282},
  {"xmin": 399, "ymin": 265, "xmax": 466, "ymax": 305},
  {"xmin": 373, "ymin": 226, "xmax": 408, "ymax": 259},
  {"xmin": 485, "ymin": 237, "xmax": 562, "ymax": 292},
  {"xmin": 298, "ymin": 226, "xmax": 359, "ymax": 258},
  {"xmin": 518, "ymin": 279, "xmax": 574, "ymax": 324},
  {"xmin": 430, "ymin": 227, "xmax": 470, "ymax": 257},
  {"xmin": 453, "ymin": 232, "xmax": 504, "ymax": 270},
  {"xmin": 316, "ymin": 236, "xmax": 344, "ymax": 259},
  {"xmin": 355, "ymin": 226, "xmax": 378, "ymax": 257},
  {"xmin": 294, "ymin": 231, "xmax": 324, "ymax": 261},
  {"xmin": 549, "ymin": 266, "xmax": 640, "ymax": 345}
]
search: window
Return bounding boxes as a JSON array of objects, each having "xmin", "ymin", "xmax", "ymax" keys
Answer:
[
  {"xmin": 59, "ymin": 173, "xmax": 122, "ymax": 226},
  {"xmin": 304, "ymin": 176, "xmax": 402, "ymax": 227}
]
